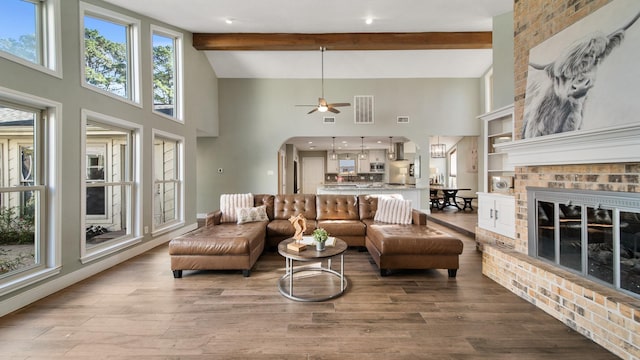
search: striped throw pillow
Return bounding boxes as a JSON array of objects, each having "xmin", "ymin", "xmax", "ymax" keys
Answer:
[
  {"xmin": 220, "ymin": 193, "xmax": 253, "ymax": 223},
  {"xmin": 374, "ymin": 197, "xmax": 412, "ymax": 225}
]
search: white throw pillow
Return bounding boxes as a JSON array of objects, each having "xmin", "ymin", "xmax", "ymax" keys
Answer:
[
  {"xmin": 220, "ymin": 193, "xmax": 253, "ymax": 223},
  {"xmin": 374, "ymin": 197, "xmax": 412, "ymax": 225},
  {"xmin": 236, "ymin": 205, "xmax": 269, "ymax": 224}
]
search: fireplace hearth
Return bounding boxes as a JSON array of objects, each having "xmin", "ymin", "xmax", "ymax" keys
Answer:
[{"xmin": 527, "ymin": 187, "xmax": 640, "ymax": 298}]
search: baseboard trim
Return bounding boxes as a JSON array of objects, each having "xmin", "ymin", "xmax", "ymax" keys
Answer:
[{"xmin": 0, "ymin": 222, "xmax": 197, "ymax": 317}]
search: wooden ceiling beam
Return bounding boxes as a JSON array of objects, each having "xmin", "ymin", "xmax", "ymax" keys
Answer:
[{"xmin": 192, "ymin": 32, "xmax": 492, "ymax": 51}]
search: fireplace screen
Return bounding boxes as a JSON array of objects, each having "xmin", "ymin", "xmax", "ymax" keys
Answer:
[{"xmin": 529, "ymin": 188, "xmax": 640, "ymax": 298}]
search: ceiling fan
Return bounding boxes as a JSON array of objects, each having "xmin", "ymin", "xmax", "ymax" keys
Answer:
[{"xmin": 297, "ymin": 47, "xmax": 351, "ymax": 114}]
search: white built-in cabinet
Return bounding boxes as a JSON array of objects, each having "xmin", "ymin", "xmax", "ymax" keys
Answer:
[
  {"xmin": 327, "ymin": 149, "xmax": 387, "ymax": 174},
  {"xmin": 357, "ymin": 151, "xmax": 370, "ymax": 173},
  {"xmin": 477, "ymin": 104, "xmax": 515, "ymax": 239},
  {"xmin": 326, "ymin": 155, "xmax": 339, "ymax": 173},
  {"xmin": 358, "ymin": 149, "xmax": 386, "ymax": 173},
  {"xmin": 477, "ymin": 192, "xmax": 515, "ymax": 238},
  {"xmin": 478, "ymin": 104, "xmax": 515, "ymax": 192},
  {"xmin": 368, "ymin": 149, "xmax": 386, "ymax": 163}
]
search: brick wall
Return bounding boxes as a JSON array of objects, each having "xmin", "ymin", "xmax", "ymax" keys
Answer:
[
  {"xmin": 484, "ymin": 245, "xmax": 640, "ymax": 359},
  {"xmin": 481, "ymin": 1, "xmax": 640, "ymax": 358}
]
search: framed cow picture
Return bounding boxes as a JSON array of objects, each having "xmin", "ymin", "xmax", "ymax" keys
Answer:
[{"xmin": 522, "ymin": 0, "xmax": 640, "ymax": 139}]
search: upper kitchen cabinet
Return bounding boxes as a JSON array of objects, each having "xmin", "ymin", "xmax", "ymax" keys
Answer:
[
  {"xmin": 357, "ymin": 151, "xmax": 370, "ymax": 173},
  {"xmin": 369, "ymin": 149, "xmax": 386, "ymax": 163},
  {"xmin": 326, "ymin": 152, "xmax": 339, "ymax": 173}
]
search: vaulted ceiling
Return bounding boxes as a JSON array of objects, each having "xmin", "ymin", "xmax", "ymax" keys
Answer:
[{"xmin": 103, "ymin": 0, "xmax": 513, "ymax": 79}]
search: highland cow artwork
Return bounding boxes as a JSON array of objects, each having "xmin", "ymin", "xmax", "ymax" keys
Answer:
[{"xmin": 522, "ymin": 0, "xmax": 640, "ymax": 139}]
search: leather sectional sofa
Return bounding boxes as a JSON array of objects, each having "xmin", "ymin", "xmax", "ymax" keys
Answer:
[{"xmin": 169, "ymin": 194, "xmax": 464, "ymax": 278}]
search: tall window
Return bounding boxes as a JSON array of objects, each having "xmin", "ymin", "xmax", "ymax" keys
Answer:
[
  {"xmin": 0, "ymin": 101, "xmax": 43, "ymax": 280},
  {"xmin": 153, "ymin": 130, "xmax": 183, "ymax": 233},
  {"xmin": 82, "ymin": 110, "xmax": 140, "ymax": 262},
  {"xmin": 449, "ymin": 148, "xmax": 457, "ymax": 188},
  {"xmin": 0, "ymin": 0, "xmax": 62, "ymax": 76},
  {"xmin": 151, "ymin": 25, "xmax": 183, "ymax": 121},
  {"xmin": 80, "ymin": 2, "xmax": 140, "ymax": 104}
]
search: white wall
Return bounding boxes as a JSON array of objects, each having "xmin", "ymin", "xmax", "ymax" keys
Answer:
[
  {"xmin": 0, "ymin": 0, "xmax": 217, "ymax": 305},
  {"xmin": 492, "ymin": 11, "xmax": 515, "ymax": 109},
  {"xmin": 197, "ymin": 78, "xmax": 482, "ymax": 211}
]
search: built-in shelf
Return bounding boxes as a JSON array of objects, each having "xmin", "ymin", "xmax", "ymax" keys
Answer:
[{"xmin": 478, "ymin": 104, "xmax": 515, "ymax": 194}]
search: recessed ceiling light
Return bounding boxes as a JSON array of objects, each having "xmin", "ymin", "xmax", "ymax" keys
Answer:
[
  {"xmin": 365, "ymin": 18, "xmax": 373, "ymax": 25},
  {"xmin": 225, "ymin": 18, "xmax": 234, "ymax": 25}
]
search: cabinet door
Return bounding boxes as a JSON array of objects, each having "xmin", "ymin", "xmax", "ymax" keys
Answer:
[
  {"xmin": 369, "ymin": 150, "xmax": 385, "ymax": 163},
  {"xmin": 358, "ymin": 154, "xmax": 369, "ymax": 173},
  {"xmin": 494, "ymin": 196, "xmax": 515, "ymax": 238},
  {"xmin": 326, "ymin": 157, "xmax": 338, "ymax": 173},
  {"xmin": 477, "ymin": 195, "xmax": 496, "ymax": 230}
]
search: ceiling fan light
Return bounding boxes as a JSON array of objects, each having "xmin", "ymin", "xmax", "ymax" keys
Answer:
[{"xmin": 318, "ymin": 105, "xmax": 328, "ymax": 112}]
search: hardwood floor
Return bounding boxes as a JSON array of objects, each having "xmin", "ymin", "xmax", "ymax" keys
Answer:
[{"xmin": 0, "ymin": 223, "xmax": 618, "ymax": 359}]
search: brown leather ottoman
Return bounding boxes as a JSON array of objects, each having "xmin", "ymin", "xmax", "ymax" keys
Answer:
[
  {"xmin": 169, "ymin": 220, "xmax": 266, "ymax": 277},
  {"xmin": 365, "ymin": 223, "xmax": 464, "ymax": 277}
]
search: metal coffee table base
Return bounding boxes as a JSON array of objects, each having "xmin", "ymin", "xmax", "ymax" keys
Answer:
[{"xmin": 278, "ymin": 255, "xmax": 348, "ymax": 302}]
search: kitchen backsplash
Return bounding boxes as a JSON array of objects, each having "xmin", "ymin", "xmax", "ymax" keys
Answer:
[{"xmin": 325, "ymin": 173, "xmax": 384, "ymax": 183}]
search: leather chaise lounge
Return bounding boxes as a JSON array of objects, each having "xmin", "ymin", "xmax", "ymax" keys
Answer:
[{"xmin": 169, "ymin": 193, "xmax": 464, "ymax": 278}]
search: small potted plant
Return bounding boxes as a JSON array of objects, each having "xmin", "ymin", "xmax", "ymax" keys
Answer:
[{"xmin": 312, "ymin": 228, "xmax": 329, "ymax": 251}]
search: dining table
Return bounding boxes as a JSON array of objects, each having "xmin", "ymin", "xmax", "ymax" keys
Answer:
[{"xmin": 432, "ymin": 187, "xmax": 471, "ymax": 210}]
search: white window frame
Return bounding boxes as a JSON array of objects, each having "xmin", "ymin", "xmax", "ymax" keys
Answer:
[
  {"xmin": 151, "ymin": 129, "xmax": 184, "ymax": 235},
  {"xmin": 79, "ymin": 2, "xmax": 141, "ymax": 107},
  {"xmin": 80, "ymin": 109, "xmax": 142, "ymax": 264},
  {"xmin": 0, "ymin": 85, "xmax": 61, "ymax": 297},
  {"xmin": 484, "ymin": 67, "xmax": 494, "ymax": 113},
  {"xmin": 85, "ymin": 143, "xmax": 109, "ymax": 222},
  {"xmin": 150, "ymin": 25, "xmax": 184, "ymax": 122},
  {"xmin": 0, "ymin": 0, "xmax": 62, "ymax": 78}
]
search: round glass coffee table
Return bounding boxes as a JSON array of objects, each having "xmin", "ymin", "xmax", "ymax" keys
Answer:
[{"xmin": 277, "ymin": 237, "xmax": 348, "ymax": 302}]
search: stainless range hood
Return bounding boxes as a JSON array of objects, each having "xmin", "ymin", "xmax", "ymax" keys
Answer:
[{"xmin": 393, "ymin": 142, "xmax": 406, "ymax": 161}]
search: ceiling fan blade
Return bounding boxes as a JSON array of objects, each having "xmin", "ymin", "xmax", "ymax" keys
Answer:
[
  {"xmin": 328, "ymin": 107, "xmax": 340, "ymax": 114},
  {"xmin": 328, "ymin": 102, "xmax": 350, "ymax": 107},
  {"xmin": 307, "ymin": 108, "xmax": 318, "ymax": 114}
]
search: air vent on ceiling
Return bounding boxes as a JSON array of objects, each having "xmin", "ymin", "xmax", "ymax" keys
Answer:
[
  {"xmin": 323, "ymin": 116, "xmax": 336, "ymax": 124},
  {"xmin": 397, "ymin": 116, "xmax": 409, "ymax": 124},
  {"xmin": 354, "ymin": 95, "xmax": 374, "ymax": 124}
]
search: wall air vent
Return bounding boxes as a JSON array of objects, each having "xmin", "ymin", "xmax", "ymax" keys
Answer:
[
  {"xmin": 397, "ymin": 116, "xmax": 409, "ymax": 124},
  {"xmin": 323, "ymin": 116, "xmax": 336, "ymax": 124},
  {"xmin": 354, "ymin": 95, "xmax": 374, "ymax": 124}
]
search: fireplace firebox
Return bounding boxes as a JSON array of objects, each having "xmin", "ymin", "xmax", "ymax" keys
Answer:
[{"xmin": 527, "ymin": 187, "xmax": 640, "ymax": 298}]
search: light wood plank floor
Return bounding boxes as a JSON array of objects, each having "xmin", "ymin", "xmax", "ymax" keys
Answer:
[{"xmin": 0, "ymin": 223, "xmax": 618, "ymax": 359}]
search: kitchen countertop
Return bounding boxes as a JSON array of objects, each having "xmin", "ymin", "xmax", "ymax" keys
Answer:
[{"xmin": 321, "ymin": 183, "xmax": 417, "ymax": 189}]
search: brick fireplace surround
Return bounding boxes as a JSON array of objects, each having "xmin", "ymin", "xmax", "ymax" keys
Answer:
[{"xmin": 476, "ymin": 1, "xmax": 640, "ymax": 359}]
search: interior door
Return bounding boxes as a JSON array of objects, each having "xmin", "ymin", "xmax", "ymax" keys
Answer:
[{"xmin": 302, "ymin": 157, "xmax": 324, "ymax": 194}]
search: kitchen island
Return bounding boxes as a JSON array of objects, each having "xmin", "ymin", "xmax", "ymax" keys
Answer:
[{"xmin": 317, "ymin": 184, "xmax": 425, "ymax": 209}]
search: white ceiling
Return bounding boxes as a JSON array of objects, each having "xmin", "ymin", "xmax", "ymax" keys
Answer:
[{"xmin": 103, "ymin": 0, "xmax": 513, "ymax": 79}]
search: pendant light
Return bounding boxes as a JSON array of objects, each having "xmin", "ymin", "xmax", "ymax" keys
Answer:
[
  {"xmin": 359, "ymin": 136, "xmax": 367, "ymax": 160},
  {"xmin": 330, "ymin": 136, "xmax": 337, "ymax": 160},
  {"xmin": 431, "ymin": 136, "xmax": 446, "ymax": 158},
  {"xmin": 387, "ymin": 136, "xmax": 395, "ymax": 160}
]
